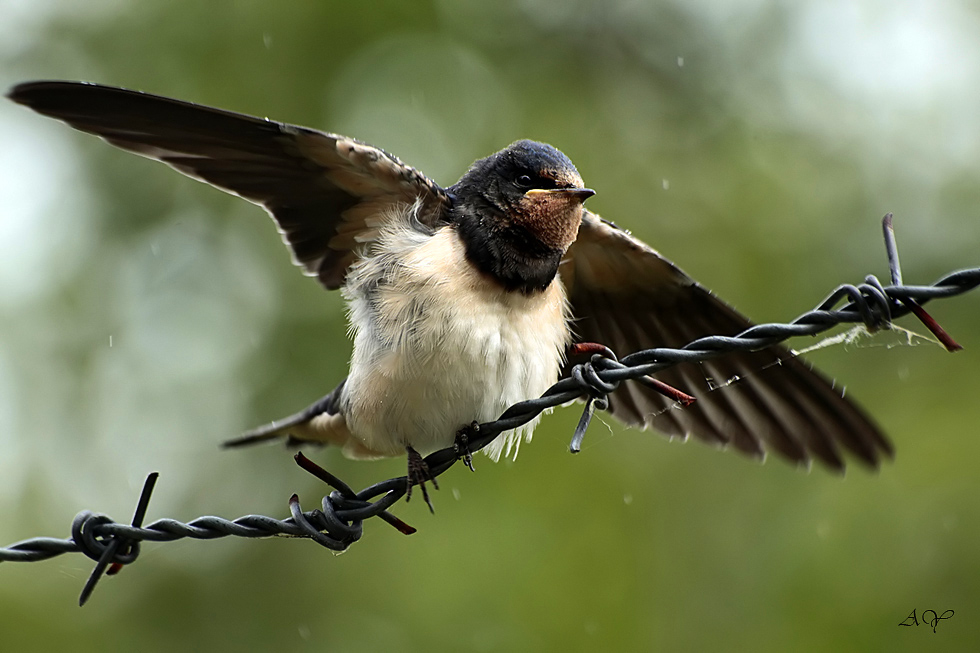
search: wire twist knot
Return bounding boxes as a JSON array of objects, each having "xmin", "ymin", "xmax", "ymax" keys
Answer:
[{"xmin": 70, "ymin": 512, "xmax": 141, "ymax": 566}]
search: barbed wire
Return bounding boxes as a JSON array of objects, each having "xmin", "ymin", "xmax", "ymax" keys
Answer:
[{"xmin": 2, "ymin": 214, "xmax": 978, "ymax": 605}]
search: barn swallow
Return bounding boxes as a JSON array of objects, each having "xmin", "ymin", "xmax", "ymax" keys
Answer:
[{"xmin": 9, "ymin": 81, "xmax": 892, "ymax": 503}]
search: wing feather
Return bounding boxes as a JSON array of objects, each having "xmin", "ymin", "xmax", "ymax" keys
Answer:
[
  {"xmin": 8, "ymin": 80, "xmax": 451, "ymax": 290},
  {"xmin": 560, "ymin": 211, "xmax": 893, "ymax": 470}
]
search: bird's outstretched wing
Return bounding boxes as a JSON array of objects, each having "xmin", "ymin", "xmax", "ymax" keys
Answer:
[
  {"xmin": 8, "ymin": 81, "xmax": 451, "ymax": 290},
  {"xmin": 559, "ymin": 210, "xmax": 893, "ymax": 471}
]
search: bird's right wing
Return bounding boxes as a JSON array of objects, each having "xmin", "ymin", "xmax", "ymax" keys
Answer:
[{"xmin": 8, "ymin": 80, "xmax": 452, "ymax": 290}]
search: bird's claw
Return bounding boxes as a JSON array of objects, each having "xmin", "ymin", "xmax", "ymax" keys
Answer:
[
  {"xmin": 454, "ymin": 421, "xmax": 480, "ymax": 472},
  {"xmin": 405, "ymin": 445, "xmax": 438, "ymax": 513}
]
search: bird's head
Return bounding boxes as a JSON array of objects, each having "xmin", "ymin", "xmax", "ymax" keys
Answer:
[
  {"xmin": 451, "ymin": 140, "xmax": 594, "ymax": 292},
  {"xmin": 453, "ymin": 140, "xmax": 594, "ymax": 251}
]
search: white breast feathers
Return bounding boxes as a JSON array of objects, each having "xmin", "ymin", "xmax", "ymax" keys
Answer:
[{"xmin": 340, "ymin": 206, "xmax": 571, "ymax": 460}]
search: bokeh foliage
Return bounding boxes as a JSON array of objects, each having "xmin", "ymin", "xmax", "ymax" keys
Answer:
[{"xmin": 1, "ymin": 1, "xmax": 978, "ymax": 650}]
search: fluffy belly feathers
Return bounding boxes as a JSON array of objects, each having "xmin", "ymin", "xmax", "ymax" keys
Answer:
[{"xmin": 341, "ymin": 226, "xmax": 570, "ymax": 460}]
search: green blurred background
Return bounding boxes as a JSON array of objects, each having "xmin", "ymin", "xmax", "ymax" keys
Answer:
[{"xmin": 1, "ymin": 1, "xmax": 978, "ymax": 651}]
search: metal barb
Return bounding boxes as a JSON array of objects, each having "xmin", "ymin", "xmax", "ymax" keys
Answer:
[
  {"xmin": 882, "ymin": 213, "xmax": 903, "ymax": 285},
  {"xmin": 882, "ymin": 214, "xmax": 962, "ymax": 351},
  {"xmin": 570, "ymin": 396, "xmax": 597, "ymax": 453},
  {"xmin": 78, "ymin": 472, "xmax": 158, "ymax": 606}
]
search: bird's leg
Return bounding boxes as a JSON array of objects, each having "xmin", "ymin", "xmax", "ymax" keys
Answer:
[
  {"xmin": 454, "ymin": 421, "xmax": 480, "ymax": 472},
  {"xmin": 405, "ymin": 445, "xmax": 438, "ymax": 513}
]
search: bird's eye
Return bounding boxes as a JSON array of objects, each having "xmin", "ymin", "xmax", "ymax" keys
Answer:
[{"xmin": 516, "ymin": 174, "xmax": 533, "ymax": 188}]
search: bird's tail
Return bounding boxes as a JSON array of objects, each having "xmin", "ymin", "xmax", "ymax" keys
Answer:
[
  {"xmin": 222, "ymin": 415, "xmax": 310, "ymax": 448},
  {"xmin": 222, "ymin": 380, "xmax": 348, "ymax": 449}
]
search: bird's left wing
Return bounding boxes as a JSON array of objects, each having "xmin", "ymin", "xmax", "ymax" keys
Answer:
[
  {"xmin": 8, "ymin": 81, "xmax": 451, "ymax": 290},
  {"xmin": 559, "ymin": 210, "xmax": 893, "ymax": 471}
]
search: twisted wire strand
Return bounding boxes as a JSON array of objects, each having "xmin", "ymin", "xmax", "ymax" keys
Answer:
[{"xmin": 1, "ymin": 218, "xmax": 978, "ymax": 605}]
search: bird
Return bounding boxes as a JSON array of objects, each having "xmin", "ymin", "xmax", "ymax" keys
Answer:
[{"xmin": 9, "ymin": 81, "xmax": 893, "ymax": 507}]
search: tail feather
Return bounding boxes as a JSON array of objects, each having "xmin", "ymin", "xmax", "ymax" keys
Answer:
[
  {"xmin": 222, "ymin": 379, "xmax": 347, "ymax": 449},
  {"xmin": 222, "ymin": 412, "xmax": 312, "ymax": 448}
]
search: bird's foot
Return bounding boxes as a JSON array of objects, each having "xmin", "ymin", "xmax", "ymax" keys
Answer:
[
  {"xmin": 405, "ymin": 445, "xmax": 438, "ymax": 513},
  {"xmin": 454, "ymin": 421, "xmax": 480, "ymax": 472}
]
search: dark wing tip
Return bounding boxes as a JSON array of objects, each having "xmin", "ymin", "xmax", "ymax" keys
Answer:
[
  {"xmin": 8, "ymin": 79, "xmax": 56, "ymax": 100},
  {"xmin": 7, "ymin": 80, "xmax": 34, "ymax": 103},
  {"xmin": 8, "ymin": 80, "xmax": 100, "ymax": 111}
]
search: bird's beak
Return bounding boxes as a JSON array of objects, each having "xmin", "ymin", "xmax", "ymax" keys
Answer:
[{"xmin": 525, "ymin": 187, "xmax": 596, "ymax": 203}]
